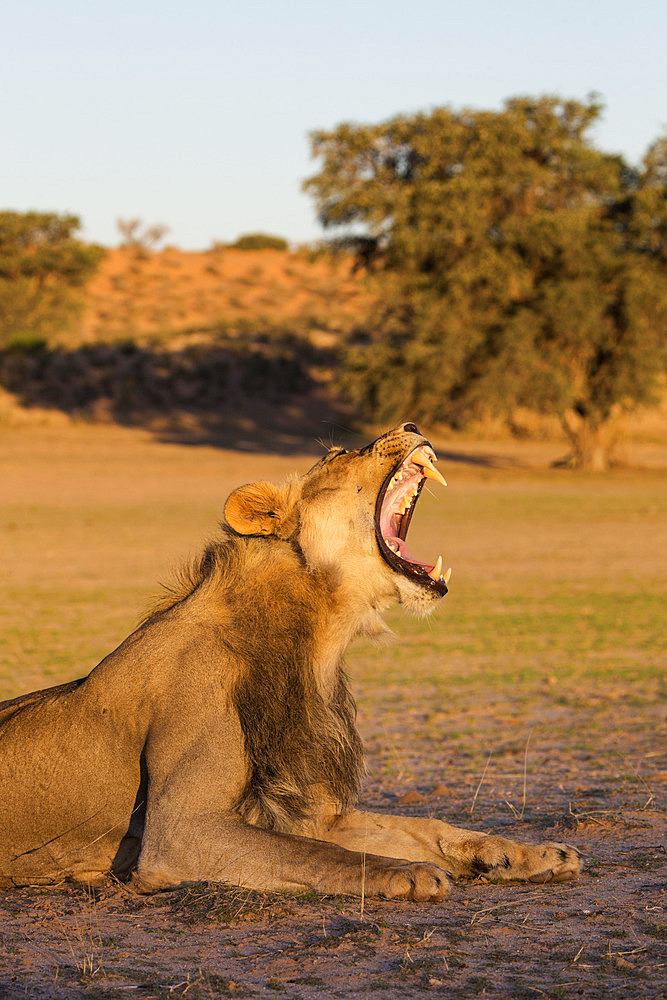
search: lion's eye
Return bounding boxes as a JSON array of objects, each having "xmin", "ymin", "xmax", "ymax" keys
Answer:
[{"xmin": 325, "ymin": 447, "xmax": 348, "ymax": 462}]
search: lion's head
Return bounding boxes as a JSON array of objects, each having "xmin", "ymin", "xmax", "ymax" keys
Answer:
[{"xmin": 224, "ymin": 423, "xmax": 449, "ymax": 616}]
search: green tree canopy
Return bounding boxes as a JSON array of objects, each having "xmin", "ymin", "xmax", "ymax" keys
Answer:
[
  {"xmin": 0, "ymin": 211, "xmax": 105, "ymax": 347},
  {"xmin": 305, "ymin": 97, "xmax": 667, "ymax": 469}
]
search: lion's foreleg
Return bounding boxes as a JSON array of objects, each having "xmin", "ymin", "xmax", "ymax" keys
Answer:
[
  {"xmin": 314, "ymin": 810, "xmax": 582, "ymax": 884},
  {"xmin": 133, "ymin": 817, "xmax": 450, "ymax": 901}
]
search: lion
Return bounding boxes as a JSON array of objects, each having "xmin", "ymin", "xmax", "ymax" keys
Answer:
[{"xmin": 0, "ymin": 423, "xmax": 581, "ymax": 899}]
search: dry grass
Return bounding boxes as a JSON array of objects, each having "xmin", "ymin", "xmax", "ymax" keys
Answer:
[{"xmin": 1, "ymin": 423, "xmax": 665, "ymax": 700}]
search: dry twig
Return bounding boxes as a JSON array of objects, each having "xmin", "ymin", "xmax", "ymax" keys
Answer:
[{"xmin": 470, "ymin": 750, "xmax": 493, "ymax": 818}]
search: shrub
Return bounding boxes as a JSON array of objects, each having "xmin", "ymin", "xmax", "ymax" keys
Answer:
[{"xmin": 231, "ymin": 233, "xmax": 288, "ymax": 251}]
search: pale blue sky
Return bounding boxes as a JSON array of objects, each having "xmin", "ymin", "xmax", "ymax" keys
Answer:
[{"xmin": 2, "ymin": 0, "xmax": 665, "ymax": 249}]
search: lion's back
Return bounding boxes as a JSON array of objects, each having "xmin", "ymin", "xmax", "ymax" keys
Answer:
[{"xmin": 0, "ymin": 677, "xmax": 86, "ymax": 727}]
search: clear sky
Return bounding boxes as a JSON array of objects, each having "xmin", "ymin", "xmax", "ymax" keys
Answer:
[{"xmin": 2, "ymin": 0, "xmax": 665, "ymax": 249}]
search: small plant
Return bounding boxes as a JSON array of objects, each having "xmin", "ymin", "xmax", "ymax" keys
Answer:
[
  {"xmin": 4, "ymin": 333, "xmax": 48, "ymax": 352},
  {"xmin": 170, "ymin": 882, "xmax": 278, "ymax": 924},
  {"xmin": 231, "ymin": 233, "xmax": 288, "ymax": 251},
  {"xmin": 117, "ymin": 218, "xmax": 170, "ymax": 254}
]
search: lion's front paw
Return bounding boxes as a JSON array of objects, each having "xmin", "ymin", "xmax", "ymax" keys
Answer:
[
  {"xmin": 471, "ymin": 837, "xmax": 582, "ymax": 884},
  {"xmin": 524, "ymin": 842, "xmax": 583, "ymax": 884},
  {"xmin": 439, "ymin": 833, "xmax": 582, "ymax": 884},
  {"xmin": 367, "ymin": 860, "xmax": 452, "ymax": 902}
]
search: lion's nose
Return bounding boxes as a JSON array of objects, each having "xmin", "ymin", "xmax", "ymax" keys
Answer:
[{"xmin": 402, "ymin": 422, "xmax": 420, "ymax": 434}]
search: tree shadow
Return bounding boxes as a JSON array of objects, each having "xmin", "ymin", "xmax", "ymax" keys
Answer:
[
  {"xmin": 0, "ymin": 341, "xmax": 508, "ymax": 465},
  {"xmin": 0, "ymin": 340, "xmax": 352, "ymax": 456},
  {"xmin": 151, "ymin": 394, "xmax": 359, "ymax": 455}
]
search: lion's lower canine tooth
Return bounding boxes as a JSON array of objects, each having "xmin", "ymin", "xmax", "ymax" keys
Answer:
[
  {"xmin": 428, "ymin": 556, "xmax": 443, "ymax": 580},
  {"xmin": 444, "ymin": 567, "xmax": 452, "ymax": 584}
]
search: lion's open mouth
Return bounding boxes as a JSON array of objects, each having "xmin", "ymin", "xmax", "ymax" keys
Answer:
[{"xmin": 375, "ymin": 445, "xmax": 450, "ymax": 596}]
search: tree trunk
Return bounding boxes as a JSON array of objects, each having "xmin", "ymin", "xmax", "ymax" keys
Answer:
[{"xmin": 560, "ymin": 409, "xmax": 621, "ymax": 471}]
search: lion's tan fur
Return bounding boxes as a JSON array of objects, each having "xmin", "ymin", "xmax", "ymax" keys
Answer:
[{"xmin": 0, "ymin": 424, "xmax": 581, "ymax": 899}]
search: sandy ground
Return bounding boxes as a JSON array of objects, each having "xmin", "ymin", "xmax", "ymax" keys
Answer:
[
  {"xmin": 79, "ymin": 246, "xmax": 374, "ymax": 343},
  {"xmin": 0, "ymin": 744, "xmax": 664, "ymax": 1000},
  {"xmin": 0, "ymin": 423, "xmax": 665, "ymax": 999}
]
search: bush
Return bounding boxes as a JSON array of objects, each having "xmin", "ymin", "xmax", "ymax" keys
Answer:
[
  {"xmin": 0, "ymin": 212, "xmax": 105, "ymax": 347},
  {"xmin": 231, "ymin": 233, "xmax": 288, "ymax": 251}
]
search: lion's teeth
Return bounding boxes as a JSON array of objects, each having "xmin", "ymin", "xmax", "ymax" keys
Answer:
[
  {"xmin": 398, "ymin": 492, "xmax": 415, "ymax": 515},
  {"xmin": 396, "ymin": 484, "xmax": 420, "ymax": 514},
  {"xmin": 428, "ymin": 556, "xmax": 443, "ymax": 580},
  {"xmin": 444, "ymin": 567, "xmax": 452, "ymax": 584},
  {"xmin": 412, "ymin": 449, "xmax": 447, "ymax": 488}
]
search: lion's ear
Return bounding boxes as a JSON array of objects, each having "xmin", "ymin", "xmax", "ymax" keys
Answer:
[{"xmin": 224, "ymin": 481, "xmax": 297, "ymax": 538}]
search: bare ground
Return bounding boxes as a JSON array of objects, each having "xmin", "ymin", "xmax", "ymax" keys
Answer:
[{"xmin": 1, "ymin": 687, "xmax": 664, "ymax": 1000}]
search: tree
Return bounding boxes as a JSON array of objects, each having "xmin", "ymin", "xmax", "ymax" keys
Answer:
[
  {"xmin": 117, "ymin": 217, "xmax": 170, "ymax": 255},
  {"xmin": 0, "ymin": 212, "xmax": 105, "ymax": 346},
  {"xmin": 305, "ymin": 98, "xmax": 667, "ymax": 469}
]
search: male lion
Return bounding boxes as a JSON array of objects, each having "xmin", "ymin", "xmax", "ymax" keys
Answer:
[{"xmin": 0, "ymin": 423, "xmax": 581, "ymax": 899}]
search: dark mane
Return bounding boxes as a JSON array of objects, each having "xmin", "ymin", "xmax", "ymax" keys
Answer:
[
  {"xmin": 234, "ymin": 656, "xmax": 364, "ymax": 832},
  {"xmin": 221, "ymin": 555, "xmax": 365, "ymax": 831},
  {"xmin": 139, "ymin": 524, "xmax": 243, "ymax": 625}
]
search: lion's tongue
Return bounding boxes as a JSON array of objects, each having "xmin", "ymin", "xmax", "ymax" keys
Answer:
[
  {"xmin": 385, "ymin": 535, "xmax": 408, "ymax": 559},
  {"xmin": 385, "ymin": 535, "xmax": 432, "ymax": 569}
]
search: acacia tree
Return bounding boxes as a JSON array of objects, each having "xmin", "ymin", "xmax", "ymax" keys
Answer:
[
  {"xmin": 305, "ymin": 98, "xmax": 667, "ymax": 469},
  {"xmin": 117, "ymin": 217, "xmax": 170, "ymax": 254},
  {"xmin": 0, "ymin": 212, "xmax": 105, "ymax": 346}
]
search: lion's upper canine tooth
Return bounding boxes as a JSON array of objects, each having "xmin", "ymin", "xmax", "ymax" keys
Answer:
[
  {"xmin": 444, "ymin": 567, "xmax": 452, "ymax": 584},
  {"xmin": 412, "ymin": 448, "xmax": 447, "ymax": 487},
  {"xmin": 428, "ymin": 556, "xmax": 443, "ymax": 581}
]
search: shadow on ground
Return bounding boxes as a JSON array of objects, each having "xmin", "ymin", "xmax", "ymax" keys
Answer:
[
  {"xmin": 0, "ymin": 340, "xmax": 511, "ymax": 464},
  {"xmin": 0, "ymin": 339, "xmax": 338, "ymax": 455}
]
